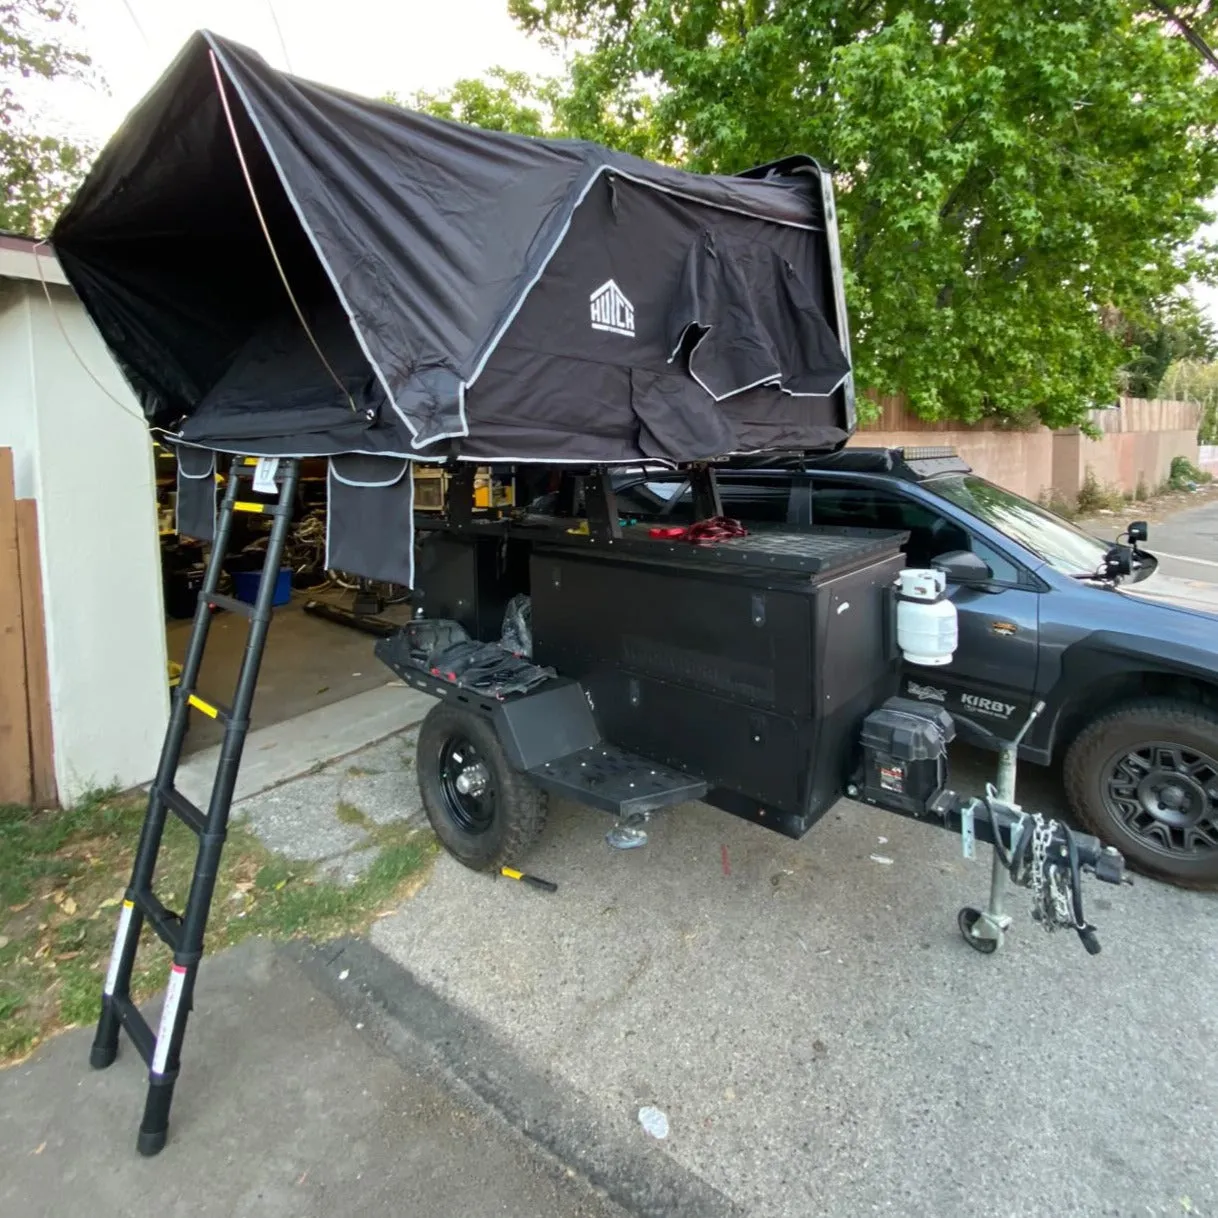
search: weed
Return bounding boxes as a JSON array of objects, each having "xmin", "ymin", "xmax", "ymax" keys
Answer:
[
  {"xmin": 1076, "ymin": 467, "xmax": 1126, "ymax": 514},
  {"xmin": 1135, "ymin": 475, "xmax": 1149, "ymax": 502},
  {"xmin": 1038, "ymin": 488, "xmax": 1079, "ymax": 520},
  {"xmin": 1169, "ymin": 455, "xmax": 1213, "ymax": 490}
]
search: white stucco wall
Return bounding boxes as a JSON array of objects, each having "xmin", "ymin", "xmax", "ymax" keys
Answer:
[{"xmin": 0, "ymin": 272, "xmax": 168, "ymax": 802}]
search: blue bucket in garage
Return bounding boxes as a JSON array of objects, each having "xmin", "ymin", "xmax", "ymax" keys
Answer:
[{"xmin": 231, "ymin": 567, "xmax": 292, "ymax": 607}]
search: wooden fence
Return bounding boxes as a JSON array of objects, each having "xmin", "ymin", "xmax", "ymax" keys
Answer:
[{"xmin": 0, "ymin": 448, "xmax": 55, "ymax": 806}]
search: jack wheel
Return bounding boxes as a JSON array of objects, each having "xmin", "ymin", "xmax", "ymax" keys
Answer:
[{"xmin": 958, "ymin": 906, "xmax": 999, "ymax": 954}]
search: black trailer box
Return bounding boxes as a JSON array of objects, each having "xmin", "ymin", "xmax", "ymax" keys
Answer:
[{"xmin": 528, "ymin": 529, "xmax": 907, "ymax": 837}]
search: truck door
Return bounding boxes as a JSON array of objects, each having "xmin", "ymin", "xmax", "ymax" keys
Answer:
[{"xmin": 807, "ymin": 479, "xmax": 1043, "ymax": 744}]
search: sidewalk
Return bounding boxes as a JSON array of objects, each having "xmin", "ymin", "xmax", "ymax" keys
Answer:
[{"xmin": 0, "ymin": 939, "xmax": 627, "ymax": 1218}]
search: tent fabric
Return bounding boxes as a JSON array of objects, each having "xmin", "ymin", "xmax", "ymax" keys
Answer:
[
  {"xmin": 325, "ymin": 456, "xmax": 415, "ymax": 586},
  {"xmin": 668, "ymin": 230, "xmax": 852, "ymax": 402},
  {"xmin": 175, "ymin": 447, "xmax": 218, "ymax": 542},
  {"xmin": 52, "ymin": 30, "xmax": 854, "ymax": 465}
]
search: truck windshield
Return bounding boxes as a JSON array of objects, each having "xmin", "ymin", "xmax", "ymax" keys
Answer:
[{"xmin": 930, "ymin": 475, "xmax": 1112, "ymax": 576}]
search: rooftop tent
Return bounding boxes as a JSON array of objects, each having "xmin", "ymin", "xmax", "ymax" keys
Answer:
[
  {"xmin": 51, "ymin": 31, "xmax": 857, "ymax": 582},
  {"xmin": 53, "ymin": 30, "xmax": 855, "ymax": 460}
]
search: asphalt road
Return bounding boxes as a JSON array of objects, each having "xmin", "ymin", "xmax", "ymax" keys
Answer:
[
  {"xmin": 375, "ymin": 791, "xmax": 1218, "ymax": 1218},
  {"xmin": 1145, "ymin": 494, "xmax": 1218, "ymax": 584}
]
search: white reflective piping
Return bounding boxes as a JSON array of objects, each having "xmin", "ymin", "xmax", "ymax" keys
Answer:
[
  {"xmin": 410, "ymin": 379, "xmax": 469, "ymax": 449},
  {"xmin": 177, "ymin": 453, "xmax": 216, "ymax": 479},
  {"xmin": 324, "ymin": 460, "xmax": 334, "ymax": 571},
  {"xmin": 204, "ymin": 38, "xmax": 413, "ymax": 439},
  {"xmin": 676, "ymin": 322, "xmax": 852, "ymax": 403},
  {"xmin": 776, "ymin": 369, "xmax": 853, "ymax": 399},
  {"xmin": 328, "ymin": 456, "xmax": 409, "ymax": 488},
  {"xmin": 685, "ymin": 325, "xmax": 780, "ymax": 402}
]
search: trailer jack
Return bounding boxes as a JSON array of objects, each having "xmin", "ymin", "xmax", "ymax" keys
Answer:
[
  {"xmin": 954, "ymin": 792, "xmax": 1129, "ymax": 955},
  {"xmin": 952, "ymin": 703, "xmax": 1129, "ymax": 955}
]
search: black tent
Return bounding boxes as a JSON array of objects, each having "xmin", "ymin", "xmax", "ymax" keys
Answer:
[{"xmin": 53, "ymin": 31, "xmax": 857, "ymax": 583}]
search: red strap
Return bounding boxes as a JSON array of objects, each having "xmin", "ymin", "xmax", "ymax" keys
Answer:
[{"xmin": 647, "ymin": 517, "xmax": 748, "ymax": 545}]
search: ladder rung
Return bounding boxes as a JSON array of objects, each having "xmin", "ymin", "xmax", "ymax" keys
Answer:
[
  {"xmin": 186, "ymin": 693, "xmax": 230, "ymax": 723},
  {"xmin": 160, "ymin": 786, "xmax": 207, "ymax": 835},
  {"xmin": 232, "ymin": 500, "xmax": 290, "ymax": 517},
  {"xmin": 203, "ymin": 591, "xmax": 257, "ymax": 619},
  {"xmin": 112, "ymin": 993, "xmax": 156, "ymax": 1067},
  {"xmin": 133, "ymin": 889, "xmax": 182, "ymax": 952}
]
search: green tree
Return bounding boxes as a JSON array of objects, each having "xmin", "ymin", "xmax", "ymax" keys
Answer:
[
  {"xmin": 0, "ymin": 0, "xmax": 92, "ymax": 236},
  {"xmin": 400, "ymin": 68, "xmax": 559, "ymax": 137},
  {"xmin": 508, "ymin": 0, "xmax": 1218, "ymax": 428},
  {"xmin": 1122, "ymin": 294, "xmax": 1218, "ymax": 397}
]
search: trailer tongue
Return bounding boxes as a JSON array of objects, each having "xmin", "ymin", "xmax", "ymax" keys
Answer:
[{"xmin": 51, "ymin": 31, "xmax": 1128, "ymax": 1157}]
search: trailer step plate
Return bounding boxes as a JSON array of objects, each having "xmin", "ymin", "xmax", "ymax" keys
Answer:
[{"xmin": 528, "ymin": 746, "xmax": 706, "ymax": 817}]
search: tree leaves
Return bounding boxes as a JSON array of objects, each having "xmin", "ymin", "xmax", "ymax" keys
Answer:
[
  {"xmin": 0, "ymin": 0, "xmax": 93, "ymax": 236},
  {"xmin": 504, "ymin": 0, "xmax": 1218, "ymax": 427}
]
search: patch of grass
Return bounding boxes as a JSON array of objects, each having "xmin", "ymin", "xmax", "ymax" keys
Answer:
[
  {"xmin": 0, "ymin": 790, "xmax": 437, "ymax": 1064},
  {"xmin": 335, "ymin": 800, "xmax": 370, "ymax": 827},
  {"xmin": 344, "ymin": 765, "xmax": 381, "ymax": 779}
]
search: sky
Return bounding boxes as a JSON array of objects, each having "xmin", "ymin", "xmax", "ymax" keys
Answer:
[{"xmin": 47, "ymin": 0, "xmax": 561, "ymax": 145}]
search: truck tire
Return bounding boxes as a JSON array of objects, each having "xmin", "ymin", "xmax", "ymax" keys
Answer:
[
  {"xmin": 416, "ymin": 702, "xmax": 548, "ymax": 871},
  {"xmin": 1063, "ymin": 698, "xmax": 1218, "ymax": 888}
]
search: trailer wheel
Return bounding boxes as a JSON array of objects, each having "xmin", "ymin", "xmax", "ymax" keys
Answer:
[
  {"xmin": 957, "ymin": 907, "xmax": 999, "ymax": 954},
  {"xmin": 417, "ymin": 702, "xmax": 548, "ymax": 871}
]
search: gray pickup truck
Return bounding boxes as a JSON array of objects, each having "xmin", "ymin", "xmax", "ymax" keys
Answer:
[{"xmin": 613, "ymin": 448, "xmax": 1218, "ymax": 888}]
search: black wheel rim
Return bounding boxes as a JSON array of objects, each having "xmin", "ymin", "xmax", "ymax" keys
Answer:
[
  {"xmin": 1103, "ymin": 740, "xmax": 1218, "ymax": 857},
  {"xmin": 437, "ymin": 736, "xmax": 496, "ymax": 835}
]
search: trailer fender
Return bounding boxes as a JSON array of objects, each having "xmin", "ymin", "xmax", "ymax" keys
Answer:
[{"xmin": 490, "ymin": 679, "xmax": 602, "ymax": 771}]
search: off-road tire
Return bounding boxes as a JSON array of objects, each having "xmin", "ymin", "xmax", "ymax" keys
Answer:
[
  {"xmin": 416, "ymin": 702, "xmax": 548, "ymax": 871},
  {"xmin": 1063, "ymin": 698, "xmax": 1218, "ymax": 888}
]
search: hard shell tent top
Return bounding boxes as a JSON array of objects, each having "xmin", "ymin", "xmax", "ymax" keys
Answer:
[{"xmin": 52, "ymin": 31, "xmax": 856, "ymax": 584}]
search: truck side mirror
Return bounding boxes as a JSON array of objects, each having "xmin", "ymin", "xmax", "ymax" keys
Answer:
[
  {"xmin": 1128, "ymin": 520, "xmax": 1148, "ymax": 544},
  {"xmin": 932, "ymin": 549, "xmax": 992, "ymax": 585}
]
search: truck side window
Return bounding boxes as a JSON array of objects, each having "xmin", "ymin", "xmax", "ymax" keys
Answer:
[{"xmin": 809, "ymin": 483, "xmax": 1020, "ymax": 582}]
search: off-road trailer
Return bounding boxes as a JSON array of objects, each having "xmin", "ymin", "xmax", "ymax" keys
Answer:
[
  {"xmin": 50, "ymin": 31, "xmax": 1129, "ymax": 1155},
  {"xmin": 376, "ymin": 462, "xmax": 1126, "ymax": 964}
]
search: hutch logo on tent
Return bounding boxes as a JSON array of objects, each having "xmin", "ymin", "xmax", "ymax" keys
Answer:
[{"xmin": 589, "ymin": 279, "xmax": 635, "ymax": 337}]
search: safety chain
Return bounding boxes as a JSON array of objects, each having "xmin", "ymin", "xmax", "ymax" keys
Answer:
[{"xmin": 1027, "ymin": 813, "xmax": 1079, "ymax": 932}]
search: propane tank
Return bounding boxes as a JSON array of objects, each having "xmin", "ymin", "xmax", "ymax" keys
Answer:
[{"xmin": 896, "ymin": 568, "xmax": 958, "ymax": 667}]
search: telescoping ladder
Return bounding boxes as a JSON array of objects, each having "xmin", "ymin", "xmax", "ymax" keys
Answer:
[{"xmin": 92, "ymin": 455, "xmax": 300, "ymax": 1156}]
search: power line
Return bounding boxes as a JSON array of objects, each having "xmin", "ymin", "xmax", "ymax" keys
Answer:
[
  {"xmin": 117, "ymin": 0, "xmax": 152, "ymax": 51},
  {"xmin": 1149, "ymin": 0, "xmax": 1218, "ymax": 72},
  {"xmin": 265, "ymin": 0, "xmax": 295, "ymax": 73}
]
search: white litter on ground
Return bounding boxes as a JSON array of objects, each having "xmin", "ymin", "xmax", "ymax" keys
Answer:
[{"xmin": 638, "ymin": 1106, "xmax": 670, "ymax": 1139}]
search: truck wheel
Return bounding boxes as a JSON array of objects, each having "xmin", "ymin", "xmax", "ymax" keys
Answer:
[
  {"xmin": 416, "ymin": 702, "xmax": 548, "ymax": 871},
  {"xmin": 1063, "ymin": 698, "xmax": 1218, "ymax": 888}
]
